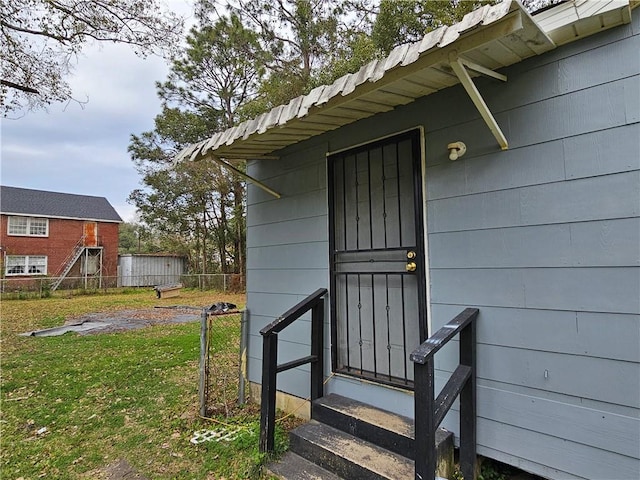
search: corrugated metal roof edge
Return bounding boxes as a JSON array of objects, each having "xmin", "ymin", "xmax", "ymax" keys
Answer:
[
  {"xmin": 175, "ymin": 0, "xmax": 634, "ymax": 164},
  {"xmin": 174, "ymin": 0, "xmax": 522, "ymax": 164}
]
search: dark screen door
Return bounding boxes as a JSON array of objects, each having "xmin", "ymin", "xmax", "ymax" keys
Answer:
[{"xmin": 329, "ymin": 129, "xmax": 427, "ymax": 389}]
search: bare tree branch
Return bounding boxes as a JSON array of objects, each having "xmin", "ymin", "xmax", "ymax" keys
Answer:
[
  {"xmin": 1, "ymin": 79, "xmax": 40, "ymax": 95},
  {"xmin": 0, "ymin": 0, "xmax": 184, "ymax": 115}
]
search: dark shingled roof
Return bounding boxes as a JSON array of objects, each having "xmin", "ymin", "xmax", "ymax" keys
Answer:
[{"xmin": 0, "ymin": 186, "xmax": 122, "ymax": 222}]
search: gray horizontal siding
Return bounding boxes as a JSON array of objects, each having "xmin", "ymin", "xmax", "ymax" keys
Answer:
[
  {"xmin": 473, "ymin": 415, "xmax": 639, "ymax": 480},
  {"xmin": 426, "ymin": 123, "xmax": 640, "ymax": 201},
  {"xmin": 247, "ymin": 189, "xmax": 327, "ymax": 227},
  {"xmin": 245, "ymin": 139, "xmax": 331, "ymax": 399},
  {"xmin": 508, "ymin": 76, "xmax": 636, "ymax": 146},
  {"xmin": 422, "ymin": 11, "xmax": 640, "ymax": 477},
  {"xmin": 247, "ymin": 269, "xmax": 327, "ymax": 295},
  {"xmin": 428, "ymin": 171, "xmax": 640, "ymax": 233},
  {"xmin": 247, "ymin": 216, "xmax": 328, "ymax": 248},
  {"xmin": 244, "ymin": 8, "xmax": 640, "ymax": 480},
  {"xmin": 475, "ymin": 385, "xmax": 640, "ymax": 460},
  {"xmin": 432, "ymin": 378, "xmax": 640, "ymax": 465},
  {"xmin": 247, "ymin": 142, "xmax": 328, "ymax": 206},
  {"xmin": 430, "ymin": 267, "xmax": 639, "ymax": 313},
  {"xmin": 426, "ymin": 139, "xmax": 566, "ymax": 200},
  {"xmin": 563, "ymin": 123, "xmax": 640, "ymax": 179},
  {"xmin": 429, "ymin": 218, "xmax": 640, "ymax": 268},
  {"xmin": 431, "ymin": 304, "xmax": 640, "ymax": 363},
  {"xmin": 481, "ymin": 31, "xmax": 640, "ymax": 114},
  {"xmin": 247, "ymin": 243, "xmax": 329, "ymax": 270},
  {"xmin": 432, "ymin": 342, "xmax": 639, "ymax": 408}
]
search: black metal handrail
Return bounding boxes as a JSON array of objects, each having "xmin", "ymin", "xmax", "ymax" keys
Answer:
[
  {"xmin": 411, "ymin": 308, "xmax": 479, "ymax": 480},
  {"xmin": 259, "ymin": 288, "xmax": 328, "ymax": 453}
]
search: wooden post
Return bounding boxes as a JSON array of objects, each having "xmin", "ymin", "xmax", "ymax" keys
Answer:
[
  {"xmin": 238, "ymin": 310, "xmax": 249, "ymax": 405},
  {"xmin": 310, "ymin": 299, "xmax": 324, "ymax": 402},
  {"xmin": 460, "ymin": 320, "xmax": 477, "ymax": 480},
  {"xmin": 414, "ymin": 357, "xmax": 436, "ymax": 480},
  {"xmin": 198, "ymin": 308, "xmax": 208, "ymax": 417},
  {"xmin": 259, "ymin": 334, "xmax": 278, "ymax": 452}
]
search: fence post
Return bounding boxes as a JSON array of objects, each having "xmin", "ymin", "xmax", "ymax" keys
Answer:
[
  {"xmin": 238, "ymin": 310, "xmax": 249, "ymax": 405},
  {"xmin": 198, "ymin": 308, "xmax": 208, "ymax": 417}
]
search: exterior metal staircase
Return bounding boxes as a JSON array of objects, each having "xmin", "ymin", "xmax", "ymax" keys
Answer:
[{"xmin": 50, "ymin": 236, "xmax": 86, "ymax": 291}]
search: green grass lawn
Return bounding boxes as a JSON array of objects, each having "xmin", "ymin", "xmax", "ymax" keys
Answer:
[{"xmin": 0, "ymin": 289, "xmax": 290, "ymax": 479}]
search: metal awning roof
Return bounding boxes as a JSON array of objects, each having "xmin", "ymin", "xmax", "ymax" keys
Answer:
[
  {"xmin": 175, "ymin": 1, "xmax": 555, "ymax": 163},
  {"xmin": 534, "ymin": 0, "xmax": 637, "ymax": 45},
  {"xmin": 174, "ymin": 0, "xmax": 636, "ymax": 165}
]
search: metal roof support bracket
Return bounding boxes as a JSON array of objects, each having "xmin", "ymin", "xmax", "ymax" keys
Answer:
[
  {"xmin": 209, "ymin": 155, "xmax": 282, "ymax": 199},
  {"xmin": 449, "ymin": 54, "xmax": 509, "ymax": 150},
  {"xmin": 457, "ymin": 57, "xmax": 507, "ymax": 82}
]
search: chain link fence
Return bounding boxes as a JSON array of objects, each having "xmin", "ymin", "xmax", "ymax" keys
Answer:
[
  {"xmin": 0, "ymin": 274, "xmax": 245, "ymax": 299},
  {"xmin": 199, "ymin": 309, "xmax": 248, "ymax": 418}
]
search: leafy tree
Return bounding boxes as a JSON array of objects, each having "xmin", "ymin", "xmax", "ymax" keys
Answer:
[
  {"xmin": 314, "ymin": 31, "xmax": 381, "ymax": 87},
  {"xmin": 0, "ymin": 0, "xmax": 183, "ymax": 115},
  {"xmin": 129, "ymin": 108, "xmax": 226, "ymax": 273},
  {"xmin": 216, "ymin": 0, "xmax": 354, "ymax": 113},
  {"xmin": 118, "ymin": 222, "xmax": 160, "ymax": 254},
  {"xmin": 223, "ymin": 0, "xmax": 495, "ymax": 114},
  {"xmin": 371, "ymin": 0, "xmax": 492, "ymax": 54},
  {"xmin": 129, "ymin": 152, "xmax": 245, "ymax": 274},
  {"xmin": 119, "ymin": 222, "xmax": 140, "ymax": 254},
  {"xmin": 157, "ymin": 14, "xmax": 269, "ymax": 128},
  {"xmin": 128, "ymin": 16, "xmax": 254, "ymax": 274},
  {"xmin": 227, "ymin": 0, "xmax": 342, "ymax": 79}
]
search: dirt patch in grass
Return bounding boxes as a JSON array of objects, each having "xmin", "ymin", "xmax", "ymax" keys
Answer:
[
  {"xmin": 84, "ymin": 458, "xmax": 149, "ymax": 480},
  {"xmin": 21, "ymin": 307, "xmax": 204, "ymax": 336}
]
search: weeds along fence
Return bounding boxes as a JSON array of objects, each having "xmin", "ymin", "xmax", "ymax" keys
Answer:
[
  {"xmin": 0, "ymin": 274, "xmax": 245, "ymax": 299},
  {"xmin": 199, "ymin": 309, "xmax": 248, "ymax": 418}
]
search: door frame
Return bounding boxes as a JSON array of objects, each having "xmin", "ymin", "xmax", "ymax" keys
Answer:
[{"xmin": 326, "ymin": 126, "xmax": 431, "ymax": 389}]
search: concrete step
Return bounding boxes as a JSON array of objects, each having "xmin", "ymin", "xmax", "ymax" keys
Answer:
[
  {"xmin": 312, "ymin": 393, "xmax": 415, "ymax": 459},
  {"xmin": 289, "ymin": 420, "xmax": 416, "ymax": 480},
  {"xmin": 267, "ymin": 394, "xmax": 455, "ymax": 479},
  {"xmin": 312, "ymin": 393, "xmax": 452, "ymax": 462},
  {"xmin": 267, "ymin": 451, "xmax": 344, "ymax": 480}
]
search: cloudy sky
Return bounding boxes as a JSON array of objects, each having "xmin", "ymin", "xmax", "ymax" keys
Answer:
[{"xmin": 1, "ymin": 1, "xmax": 195, "ymax": 223}]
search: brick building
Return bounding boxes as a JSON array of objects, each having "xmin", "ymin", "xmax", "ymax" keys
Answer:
[{"xmin": 0, "ymin": 186, "xmax": 122, "ymax": 290}]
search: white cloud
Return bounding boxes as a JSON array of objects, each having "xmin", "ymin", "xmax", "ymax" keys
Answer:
[{"xmin": 1, "ymin": 0, "xmax": 196, "ymax": 224}]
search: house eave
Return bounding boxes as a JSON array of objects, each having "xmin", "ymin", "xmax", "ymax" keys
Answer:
[
  {"xmin": 175, "ymin": 0, "xmax": 636, "ymax": 165},
  {"xmin": 176, "ymin": 1, "xmax": 557, "ymax": 164}
]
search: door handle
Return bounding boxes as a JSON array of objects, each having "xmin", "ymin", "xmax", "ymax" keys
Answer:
[{"xmin": 406, "ymin": 251, "xmax": 417, "ymax": 272}]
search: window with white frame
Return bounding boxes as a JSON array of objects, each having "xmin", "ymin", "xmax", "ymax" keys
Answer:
[
  {"xmin": 7, "ymin": 216, "xmax": 49, "ymax": 236},
  {"xmin": 5, "ymin": 256, "xmax": 48, "ymax": 276}
]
